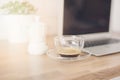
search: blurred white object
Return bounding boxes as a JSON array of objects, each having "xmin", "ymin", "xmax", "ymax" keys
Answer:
[
  {"xmin": 110, "ymin": 76, "xmax": 120, "ymax": 80},
  {"xmin": 29, "ymin": 21, "xmax": 46, "ymax": 42},
  {"xmin": 3, "ymin": 15, "xmax": 36, "ymax": 43},
  {"xmin": 28, "ymin": 42, "xmax": 47, "ymax": 55},
  {"xmin": 28, "ymin": 18, "xmax": 47, "ymax": 55}
]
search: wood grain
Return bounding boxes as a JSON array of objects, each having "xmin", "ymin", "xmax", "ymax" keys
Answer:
[{"xmin": 0, "ymin": 35, "xmax": 120, "ymax": 80}]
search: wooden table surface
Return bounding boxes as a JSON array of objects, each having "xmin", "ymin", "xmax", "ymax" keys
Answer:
[{"xmin": 1, "ymin": 35, "xmax": 120, "ymax": 80}]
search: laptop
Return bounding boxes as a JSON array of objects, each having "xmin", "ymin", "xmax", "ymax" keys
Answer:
[{"xmin": 58, "ymin": 0, "xmax": 120, "ymax": 56}]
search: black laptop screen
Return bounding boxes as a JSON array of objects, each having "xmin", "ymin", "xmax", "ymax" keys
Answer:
[{"xmin": 63, "ymin": 0, "xmax": 111, "ymax": 35}]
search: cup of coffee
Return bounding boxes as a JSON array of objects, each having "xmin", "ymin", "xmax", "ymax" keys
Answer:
[{"xmin": 54, "ymin": 36, "xmax": 84, "ymax": 57}]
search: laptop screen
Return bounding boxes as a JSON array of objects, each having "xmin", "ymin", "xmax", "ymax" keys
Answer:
[{"xmin": 63, "ymin": 0, "xmax": 111, "ymax": 35}]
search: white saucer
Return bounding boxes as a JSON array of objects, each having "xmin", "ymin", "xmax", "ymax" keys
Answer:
[{"xmin": 47, "ymin": 49, "xmax": 91, "ymax": 62}]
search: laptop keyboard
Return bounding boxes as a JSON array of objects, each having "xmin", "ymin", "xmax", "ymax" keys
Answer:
[{"xmin": 84, "ymin": 38, "xmax": 120, "ymax": 48}]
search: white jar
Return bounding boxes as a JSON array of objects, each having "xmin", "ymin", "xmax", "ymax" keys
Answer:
[
  {"xmin": 28, "ymin": 42, "xmax": 47, "ymax": 55},
  {"xmin": 28, "ymin": 20, "xmax": 48, "ymax": 55}
]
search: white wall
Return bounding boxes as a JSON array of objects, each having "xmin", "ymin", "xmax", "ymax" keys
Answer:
[
  {"xmin": 28, "ymin": 0, "xmax": 59, "ymax": 35},
  {"xmin": 110, "ymin": 0, "xmax": 120, "ymax": 32}
]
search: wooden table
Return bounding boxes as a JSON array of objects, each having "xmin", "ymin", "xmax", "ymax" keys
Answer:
[{"xmin": 1, "ymin": 35, "xmax": 120, "ymax": 80}]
